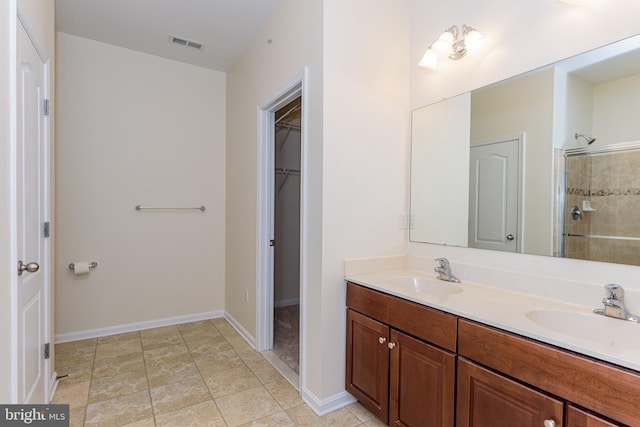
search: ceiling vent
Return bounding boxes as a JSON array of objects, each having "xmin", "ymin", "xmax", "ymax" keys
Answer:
[{"xmin": 169, "ymin": 35, "xmax": 205, "ymax": 50}]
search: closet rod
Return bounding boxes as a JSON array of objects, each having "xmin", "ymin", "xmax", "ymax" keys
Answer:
[
  {"xmin": 275, "ymin": 104, "xmax": 301, "ymax": 124},
  {"xmin": 276, "ymin": 122, "xmax": 301, "ymax": 130},
  {"xmin": 275, "ymin": 167, "xmax": 301, "ymax": 175}
]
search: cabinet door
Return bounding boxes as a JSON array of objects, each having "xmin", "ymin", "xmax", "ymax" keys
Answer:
[
  {"xmin": 346, "ymin": 309, "xmax": 390, "ymax": 423},
  {"xmin": 457, "ymin": 358, "xmax": 563, "ymax": 427},
  {"xmin": 389, "ymin": 330, "xmax": 455, "ymax": 427},
  {"xmin": 566, "ymin": 406, "xmax": 622, "ymax": 427}
]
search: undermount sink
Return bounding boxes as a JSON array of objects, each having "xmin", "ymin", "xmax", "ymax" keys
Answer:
[
  {"xmin": 526, "ymin": 309, "xmax": 640, "ymax": 352},
  {"xmin": 386, "ymin": 276, "xmax": 463, "ymax": 298}
]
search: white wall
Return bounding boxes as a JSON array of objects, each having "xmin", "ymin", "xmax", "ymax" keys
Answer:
[
  {"xmin": 55, "ymin": 33, "xmax": 226, "ymax": 337},
  {"xmin": 225, "ymin": 0, "xmax": 325, "ymax": 402},
  {"xmin": 321, "ymin": 0, "xmax": 410, "ymax": 403},
  {"xmin": 593, "ymin": 73, "xmax": 640, "ymax": 144},
  {"xmin": 226, "ymin": 0, "xmax": 409, "ymax": 409},
  {"xmin": 409, "ymin": 1, "xmax": 640, "ymax": 292},
  {"xmin": 561, "ymin": 72, "xmax": 593, "ymax": 149},
  {"xmin": 225, "ymin": 0, "xmax": 323, "ymax": 340}
]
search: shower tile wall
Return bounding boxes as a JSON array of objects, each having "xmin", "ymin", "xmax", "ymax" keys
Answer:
[{"xmin": 565, "ymin": 151, "xmax": 640, "ymax": 266}]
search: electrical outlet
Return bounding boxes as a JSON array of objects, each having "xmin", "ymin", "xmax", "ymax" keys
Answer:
[{"xmin": 245, "ymin": 289, "xmax": 249, "ymax": 303}]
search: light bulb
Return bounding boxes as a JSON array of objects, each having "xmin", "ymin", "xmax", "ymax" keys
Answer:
[
  {"xmin": 432, "ymin": 30, "xmax": 455, "ymax": 53},
  {"xmin": 418, "ymin": 49, "xmax": 438, "ymax": 70},
  {"xmin": 464, "ymin": 28, "xmax": 485, "ymax": 53}
]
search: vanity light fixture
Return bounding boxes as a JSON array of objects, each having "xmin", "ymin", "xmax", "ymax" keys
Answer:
[{"xmin": 418, "ymin": 25, "xmax": 485, "ymax": 70}]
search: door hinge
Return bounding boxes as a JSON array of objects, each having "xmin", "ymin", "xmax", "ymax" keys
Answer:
[
  {"xmin": 43, "ymin": 99, "xmax": 49, "ymax": 116},
  {"xmin": 43, "ymin": 221, "xmax": 50, "ymax": 238},
  {"xmin": 44, "ymin": 343, "xmax": 50, "ymax": 359}
]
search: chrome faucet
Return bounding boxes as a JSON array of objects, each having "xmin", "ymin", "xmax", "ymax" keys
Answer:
[
  {"xmin": 594, "ymin": 284, "xmax": 638, "ymax": 322},
  {"xmin": 434, "ymin": 258, "xmax": 460, "ymax": 283}
]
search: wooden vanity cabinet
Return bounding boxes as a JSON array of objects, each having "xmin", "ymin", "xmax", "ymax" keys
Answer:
[
  {"xmin": 346, "ymin": 283, "xmax": 456, "ymax": 426},
  {"xmin": 346, "ymin": 282, "xmax": 637, "ymax": 426}
]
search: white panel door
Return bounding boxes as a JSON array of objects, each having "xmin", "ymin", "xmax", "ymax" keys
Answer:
[
  {"xmin": 469, "ymin": 138, "xmax": 519, "ymax": 252},
  {"xmin": 17, "ymin": 19, "xmax": 49, "ymax": 404}
]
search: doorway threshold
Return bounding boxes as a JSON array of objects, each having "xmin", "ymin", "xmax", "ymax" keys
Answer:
[{"xmin": 262, "ymin": 350, "xmax": 299, "ymax": 391}]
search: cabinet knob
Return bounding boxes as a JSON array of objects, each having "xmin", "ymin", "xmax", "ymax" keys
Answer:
[
  {"xmin": 378, "ymin": 337, "xmax": 386, "ymax": 344},
  {"xmin": 388, "ymin": 342, "xmax": 396, "ymax": 350},
  {"xmin": 543, "ymin": 420, "xmax": 556, "ymax": 427}
]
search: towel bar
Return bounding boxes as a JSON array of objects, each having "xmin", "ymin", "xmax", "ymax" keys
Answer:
[{"xmin": 135, "ymin": 205, "xmax": 206, "ymax": 212}]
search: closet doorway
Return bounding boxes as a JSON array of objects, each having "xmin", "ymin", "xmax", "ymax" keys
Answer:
[
  {"xmin": 256, "ymin": 74, "xmax": 306, "ymax": 391},
  {"xmin": 271, "ymin": 98, "xmax": 302, "ymax": 382}
]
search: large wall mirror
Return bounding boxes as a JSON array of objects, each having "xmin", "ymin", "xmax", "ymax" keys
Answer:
[{"xmin": 410, "ymin": 34, "xmax": 640, "ymax": 266}]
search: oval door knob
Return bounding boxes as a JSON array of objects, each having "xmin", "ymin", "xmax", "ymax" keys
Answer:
[
  {"xmin": 543, "ymin": 420, "xmax": 556, "ymax": 427},
  {"xmin": 388, "ymin": 342, "xmax": 396, "ymax": 350},
  {"xmin": 18, "ymin": 260, "xmax": 39, "ymax": 276},
  {"xmin": 378, "ymin": 337, "xmax": 387, "ymax": 344},
  {"xmin": 506, "ymin": 234, "xmax": 515, "ymax": 241}
]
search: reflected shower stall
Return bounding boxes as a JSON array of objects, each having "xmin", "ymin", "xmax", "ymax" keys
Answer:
[{"xmin": 563, "ymin": 143, "xmax": 640, "ymax": 266}]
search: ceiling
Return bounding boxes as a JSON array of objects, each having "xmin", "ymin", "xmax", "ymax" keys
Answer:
[{"xmin": 55, "ymin": 0, "xmax": 283, "ymax": 72}]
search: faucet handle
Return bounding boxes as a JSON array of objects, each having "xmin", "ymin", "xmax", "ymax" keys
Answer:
[
  {"xmin": 434, "ymin": 258, "xmax": 450, "ymax": 268},
  {"xmin": 605, "ymin": 284, "xmax": 624, "ymax": 300}
]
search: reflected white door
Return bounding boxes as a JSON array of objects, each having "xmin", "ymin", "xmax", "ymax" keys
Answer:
[
  {"xmin": 17, "ymin": 20, "xmax": 50, "ymax": 404},
  {"xmin": 469, "ymin": 138, "xmax": 519, "ymax": 252}
]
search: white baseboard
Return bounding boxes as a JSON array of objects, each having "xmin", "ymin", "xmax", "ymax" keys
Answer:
[
  {"xmin": 54, "ymin": 310, "xmax": 224, "ymax": 343},
  {"xmin": 301, "ymin": 387, "xmax": 357, "ymax": 416},
  {"xmin": 223, "ymin": 311, "xmax": 257, "ymax": 348},
  {"xmin": 274, "ymin": 298, "xmax": 300, "ymax": 308}
]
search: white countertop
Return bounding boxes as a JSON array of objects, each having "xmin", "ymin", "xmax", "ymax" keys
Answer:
[{"xmin": 346, "ymin": 268, "xmax": 640, "ymax": 372}]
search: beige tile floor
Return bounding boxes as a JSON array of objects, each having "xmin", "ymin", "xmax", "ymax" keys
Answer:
[{"xmin": 53, "ymin": 317, "xmax": 384, "ymax": 427}]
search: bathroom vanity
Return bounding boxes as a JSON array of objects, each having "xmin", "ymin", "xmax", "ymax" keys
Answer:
[{"xmin": 345, "ymin": 274, "xmax": 640, "ymax": 426}]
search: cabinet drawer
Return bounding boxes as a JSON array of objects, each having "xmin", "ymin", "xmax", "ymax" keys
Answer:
[
  {"xmin": 458, "ymin": 319, "xmax": 640, "ymax": 426},
  {"xmin": 346, "ymin": 282, "xmax": 457, "ymax": 352},
  {"xmin": 387, "ymin": 295, "xmax": 457, "ymax": 352},
  {"xmin": 347, "ymin": 282, "xmax": 391, "ymax": 324}
]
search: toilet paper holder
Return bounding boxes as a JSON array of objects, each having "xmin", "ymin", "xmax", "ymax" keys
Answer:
[{"xmin": 68, "ymin": 262, "xmax": 98, "ymax": 270}]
